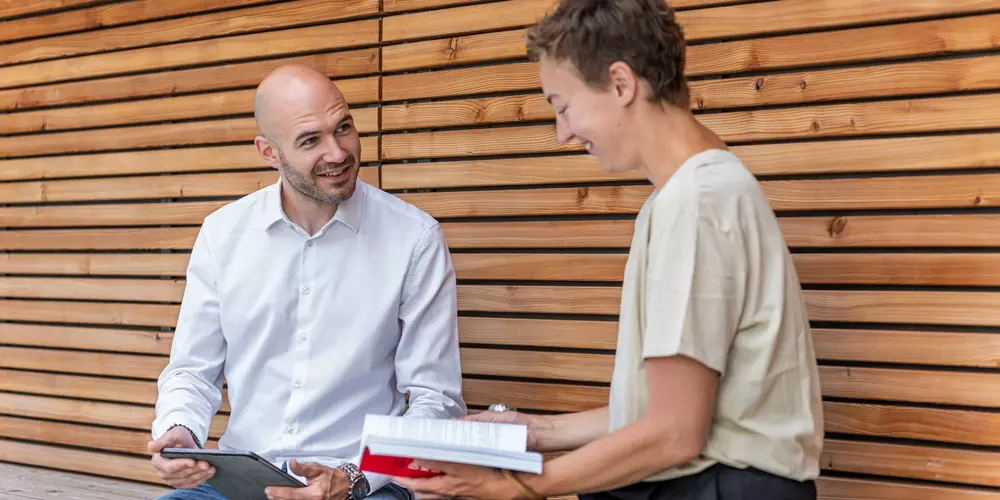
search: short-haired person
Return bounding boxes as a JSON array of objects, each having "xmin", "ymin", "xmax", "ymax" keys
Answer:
[
  {"xmin": 388, "ymin": 1, "xmax": 824, "ymax": 499},
  {"xmin": 147, "ymin": 64, "xmax": 466, "ymax": 500}
]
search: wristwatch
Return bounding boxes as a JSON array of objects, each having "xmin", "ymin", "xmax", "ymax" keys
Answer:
[{"xmin": 338, "ymin": 462, "xmax": 370, "ymax": 500}]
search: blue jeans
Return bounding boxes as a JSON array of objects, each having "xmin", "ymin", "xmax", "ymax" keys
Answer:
[{"xmin": 157, "ymin": 478, "xmax": 415, "ymax": 500}]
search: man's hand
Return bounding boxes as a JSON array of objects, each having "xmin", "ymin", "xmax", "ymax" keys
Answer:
[
  {"xmin": 265, "ymin": 460, "xmax": 350, "ymax": 500},
  {"xmin": 148, "ymin": 426, "xmax": 214, "ymax": 489}
]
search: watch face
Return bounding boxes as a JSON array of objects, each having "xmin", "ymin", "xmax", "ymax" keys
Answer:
[{"xmin": 353, "ymin": 479, "xmax": 370, "ymax": 498}]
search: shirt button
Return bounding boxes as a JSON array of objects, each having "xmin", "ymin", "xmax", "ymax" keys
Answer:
[
  {"xmin": 286, "ymin": 427, "xmax": 295, "ymax": 434},
  {"xmin": 293, "ymin": 381, "xmax": 302, "ymax": 389},
  {"xmin": 306, "ymin": 241, "xmax": 313, "ymax": 247},
  {"xmin": 302, "ymin": 286, "xmax": 310, "ymax": 294},
  {"xmin": 299, "ymin": 334, "xmax": 307, "ymax": 342}
]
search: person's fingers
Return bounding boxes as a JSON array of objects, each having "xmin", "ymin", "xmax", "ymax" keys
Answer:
[{"xmin": 288, "ymin": 459, "xmax": 325, "ymax": 479}]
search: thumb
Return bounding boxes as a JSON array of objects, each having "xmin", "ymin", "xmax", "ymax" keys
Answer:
[{"xmin": 289, "ymin": 459, "xmax": 324, "ymax": 478}]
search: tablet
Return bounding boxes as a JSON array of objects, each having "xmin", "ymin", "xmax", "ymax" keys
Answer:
[{"xmin": 160, "ymin": 448, "xmax": 305, "ymax": 500}]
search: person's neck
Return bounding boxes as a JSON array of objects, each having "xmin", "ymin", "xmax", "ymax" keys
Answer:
[
  {"xmin": 280, "ymin": 181, "xmax": 337, "ymax": 236},
  {"xmin": 634, "ymin": 104, "xmax": 728, "ymax": 190}
]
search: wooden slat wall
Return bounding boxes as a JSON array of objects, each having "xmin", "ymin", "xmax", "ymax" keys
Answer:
[{"xmin": 3, "ymin": 1, "xmax": 1000, "ymax": 499}]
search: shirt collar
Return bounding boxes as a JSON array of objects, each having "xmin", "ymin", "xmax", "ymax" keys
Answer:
[{"xmin": 261, "ymin": 178, "xmax": 365, "ymax": 234}]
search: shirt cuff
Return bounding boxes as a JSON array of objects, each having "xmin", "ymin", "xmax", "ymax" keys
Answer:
[
  {"xmin": 152, "ymin": 412, "xmax": 208, "ymax": 447},
  {"xmin": 364, "ymin": 470, "xmax": 394, "ymax": 495}
]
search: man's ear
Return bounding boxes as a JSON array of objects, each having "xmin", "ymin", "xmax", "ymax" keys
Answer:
[
  {"xmin": 254, "ymin": 136, "xmax": 280, "ymax": 170},
  {"xmin": 608, "ymin": 61, "xmax": 638, "ymax": 106}
]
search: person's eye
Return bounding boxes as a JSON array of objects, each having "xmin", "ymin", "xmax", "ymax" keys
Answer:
[
  {"xmin": 337, "ymin": 123, "xmax": 353, "ymax": 134},
  {"xmin": 301, "ymin": 138, "xmax": 316, "ymax": 147}
]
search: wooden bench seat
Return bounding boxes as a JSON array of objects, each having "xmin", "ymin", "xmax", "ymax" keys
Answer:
[{"xmin": 0, "ymin": 462, "xmax": 166, "ymax": 500}]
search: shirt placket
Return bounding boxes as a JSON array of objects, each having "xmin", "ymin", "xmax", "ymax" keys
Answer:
[{"xmin": 280, "ymin": 235, "xmax": 315, "ymax": 453}]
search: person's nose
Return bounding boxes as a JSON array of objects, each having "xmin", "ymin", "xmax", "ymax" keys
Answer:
[
  {"xmin": 322, "ymin": 136, "xmax": 349, "ymax": 164},
  {"xmin": 554, "ymin": 116, "xmax": 574, "ymax": 145}
]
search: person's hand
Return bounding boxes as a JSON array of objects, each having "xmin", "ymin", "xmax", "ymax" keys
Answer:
[
  {"xmin": 393, "ymin": 460, "xmax": 520, "ymax": 500},
  {"xmin": 148, "ymin": 426, "xmax": 215, "ymax": 489},
  {"xmin": 465, "ymin": 411, "xmax": 541, "ymax": 450},
  {"xmin": 265, "ymin": 460, "xmax": 350, "ymax": 500}
]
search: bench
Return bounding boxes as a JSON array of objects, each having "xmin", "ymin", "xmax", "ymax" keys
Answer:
[{"xmin": 3, "ymin": 0, "xmax": 1000, "ymax": 498}]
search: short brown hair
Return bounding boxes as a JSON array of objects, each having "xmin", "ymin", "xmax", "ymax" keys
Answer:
[{"xmin": 525, "ymin": 0, "xmax": 690, "ymax": 109}]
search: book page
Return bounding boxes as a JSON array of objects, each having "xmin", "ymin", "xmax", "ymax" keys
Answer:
[{"xmin": 363, "ymin": 415, "xmax": 527, "ymax": 453}]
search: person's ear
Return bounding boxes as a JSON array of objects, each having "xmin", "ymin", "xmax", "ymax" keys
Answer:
[
  {"xmin": 254, "ymin": 136, "xmax": 280, "ymax": 171},
  {"xmin": 608, "ymin": 61, "xmax": 638, "ymax": 106}
]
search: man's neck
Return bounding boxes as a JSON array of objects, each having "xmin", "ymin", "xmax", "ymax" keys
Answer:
[
  {"xmin": 635, "ymin": 105, "xmax": 728, "ymax": 190},
  {"xmin": 280, "ymin": 181, "xmax": 337, "ymax": 236}
]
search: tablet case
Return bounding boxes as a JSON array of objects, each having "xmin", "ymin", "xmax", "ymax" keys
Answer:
[{"xmin": 161, "ymin": 448, "xmax": 305, "ymax": 500}]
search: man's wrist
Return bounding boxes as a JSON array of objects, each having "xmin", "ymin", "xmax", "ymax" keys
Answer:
[
  {"xmin": 337, "ymin": 462, "xmax": 370, "ymax": 499},
  {"xmin": 166, "ymin": 423, "xmax": 203, "ymax": 448}
]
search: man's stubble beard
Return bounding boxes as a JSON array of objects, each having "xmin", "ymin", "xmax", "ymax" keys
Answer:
[{"xmin": 277, "ymin": 146, "xmax": 358, "ymax": 206}]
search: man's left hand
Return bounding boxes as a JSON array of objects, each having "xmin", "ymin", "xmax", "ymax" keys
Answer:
[{"xmin": 266, "ymin": 460, "xmax": 350, "ymax": 500}]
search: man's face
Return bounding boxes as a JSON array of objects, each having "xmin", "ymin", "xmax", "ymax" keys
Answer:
[{"xmin": 261, "ymin": 84, "xmax": 362, "ymax": 206}]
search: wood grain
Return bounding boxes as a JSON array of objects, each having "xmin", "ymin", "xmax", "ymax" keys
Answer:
[
  {"xmin": 461, "ymin": 379, "xmax": 608, "ymax": 412},
  {"xmin": 383, "ymin": 133, "xmax": 1000, "ymax": 188},
  {"xmin": 1, "ymin": 0, "xmax": 378, "ymax": 65},
  {"xmin": 0, "ymin": 137, "xmax": 378, "ymax": 181},
  {"xmin": 382, "ymin": 93, "xmax": 551, "ymax": 130},
  {"xmin": 383, "ymin": 61, "xmax": 537, "ymax": 101},
  {"xmin": 0, "ymin": 201, "xmax": 228, "ymax": 228},
  {"xmin": 0, "ymin": 50, "xmax": 380, "ymax": 112},
  {"xmin": 0, "ymin": 253, "xmax": 190, "ymax": 276},
  {"xmin": 821, "ymin": 366, "xmax": 1000, "ymax": 407},
  {"xmin": 0, "ymin": 439, "xmax": 161, "ymax": 486},
  {"xmin": 382, "ymin": 28, "xmax": 525, "ymax": 72},
  {"xmin": 813, "ymin": 328, "xmax": 1000, "ymax": 368},
  {"xmin": 0, "ymin": 323, "xmax": 172, "ymax": 355},
  {"xmin": 462, "ymin": 347, "xmax": 612, "ymax": 383},
  {"xmin": 0, "ymin": 277, "xmax": 185, "ymax": 302},
  {"xmin": 0, "ymin": 19, "xmax": 379, "ymax": 89},
  {"xmin": 794, "ymin": 253, "xmax": 1000, "ymax": 287},
  {"xmin": 822, "ymin": 439, "xmax": 1000, "ymax": 487},
  {"xmin": 383, "ymin": 0, "xmax": 1000, "ymax": 43},
  {"xmin": 382, "ymin": 0, "xmax": 740, "ymax": 13},
  {"xmin": 0, "ymin": 0, "xmax": 267, "ymax": 43},
  {"xmin": 0, "ymin": 460, "xmax": 169, "ymax": 498},
  {"xmin": 0, "ymin": 347, "xmax": 167, "ymax": 380},
  {"xmin": 458, "ymin": 316, "xmax": 618, "ymax": 350},
  {"xmin": 382, "ymin": 124, "xmax": 578, "ymax": 160},
  {"xmin": 804, "ymin": 289, "xmax": 1000, "ymax": 327},
  {"xmin": 0, "ymin": 110, "xmax": 378, "ymax": 159},
  {"xmin": 780, "ymin": 214, "xmax": 1000, "ymax": 248},
  {"xmin": 0, "ymin": 369, "xmax": 157, "ymax": 406},
  {"xmin": 0, "ymin": 227, "xmax": 199, "ymax": 251},
  {"xmin": 453, "ymin": 253, "xmax": 628, "ymax": 282},
  {"xmin": 397, "ymin": 185, "xmax": 651, "ymax": 218},
  {"xmin": 0, "ymin": 171, "xmax": 278, "ymax": 204},
  {"xmin": 0, "ymin": 299, "xmax": 180, "ymax": 328},
  {"xmin": 458, "ymin": 284, "xmax": 621, "ymax": 315},
  {"xmin": 0, "ymin": 0, "xmax": 109, "ymax": 20},
  {"xmin": 824, "ymin": 402, "xmax": 1000, "ymax": 446},
  {"xmin": 817, "ymin": 476, "xmax": 1000, "ymax": 500}
]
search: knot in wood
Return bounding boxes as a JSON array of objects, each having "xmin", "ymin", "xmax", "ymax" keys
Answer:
[
  {"xmin": 974, "ymin": 195, "xmax": 985, "ymax": 205},
  {"xmin": 696, "ymin": 99, "xmax": 705, "ymax": 109},
  {"xmin": 577, "ymin": 186, "xmax": 590, "ymax": 201},
  {"xmin": 811, "ymin": 120, "xmax": 821, "ymax": 132},
  {"xmin": 754, "ymin": 78, "xmax": 764, "ymax": 91},
  {"xmin": 826, "ymin": 216, "xmax": 848, "ymax": 237}
]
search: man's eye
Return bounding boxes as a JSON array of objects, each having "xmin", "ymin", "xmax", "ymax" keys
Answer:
[
  {"xmin": 302, "ymin": 138, "xmax": 316, "ymax": 146},
  {"xmin": 337, "ymin": 123, "xmax": 352, "ymax": 134}
]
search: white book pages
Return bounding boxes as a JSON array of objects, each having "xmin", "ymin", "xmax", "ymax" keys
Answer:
[{"xmin": 362, "ymin": 414, "xmax": 528, "ymax": 453}]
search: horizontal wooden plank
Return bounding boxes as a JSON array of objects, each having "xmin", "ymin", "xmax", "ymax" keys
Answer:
[
  {"xmin": 814, "ymin": 328, "xmax": 1000, "ymax": 368},
  {"xmin": 822, "ymin": 438, "xmax": 1000, "ymax": 487},
  {"xmin": 0, "ymin": 392, "xmax": 228, "ymax": 438},
  {"xmin": 381, "ymin": 0, "xmax": 731, "ymax": 13},
  {"xmin": 805, "ymin": 289, "xmax": 1000, "ymax": 327},
  {"xmin": 780, "ymin": 214, "xmax": 1000, "ymax": 248},
  {"xmin": 382, "ymin": 92, "xmax": 1000, "ymax": 148},
  {"xmin": 689, "ymin": 12, "xmax": 1000, "ymax": 77},
  {"xmin": 461, "ymin": 378, "xmax": 607, "ymax": 413},
  {"xmin": 382, "ymin": 125, "xmax": 576, "ymax": 160},
  {"xmin": 394, "ymin": 173, "xmax": 1000, "ymax": 218},
  {"xmin": 0, "ymin": 201, "xmax": 227, "ymax": 228},
  {"xmin": 453, "ymin": 252, "xmax": 1000, "ymax": 286},
  {"xmin": 0, "ymin": 369, "xmax": 231, "ymax": 412},
  {"xmin": 0, "ymin": 171, "xmax": 277, "ymax": 204},
  {"xmin": 0, "ymin": 0, "xmax": 108, "ymax": 20},
  {"xmin": 794, "ymin": 253, "xmax": 1000, "ymax": 287},
  {"xmin": 694, "ymin": 54, "xmax": 1000, "ymax": 111},
  {"xmin": 1, "ymin": 0, "xmax": 378, "ymax": 65},
  {"xmin": 462, "ymin": 347, "xmax": 611, "ymax": 383},
  {"xmin": 0, "ymin": 460, "xmax": 170, "ymax": 498},
  {"xmin": 383, "ymin": 133, "xmax": 1000, "ymax": 188},
  {"xmin": 458, "ymin": 284, "xmax": 621, "ymax": 315},
  {"xmin": 0, "ymin": 277, "xmax": 184, "ymax": 302},
  {"xmin": 0, "ymin": 227, "xmax": 200, "ymax": 250},
  {"xmin": 824, "ymin": 401, "xmax": 1000, "ymax": 447},
  {"xmin": 821, "ymin": 366, "xmax": 1000, "ymax": 408},
  {"xmin": 0, "ymin": 49, "xmax": 380, "ymax": 112},
  {"xmin": 0, "ymin": 109, "xmax": 379, "ymax": 159},
  {"xmin": 0, "ymin": 19, "xmax": 379, "ymax": 90},
  {"xmin": 458, "ymin": 316, "xmax": 617, "ymax": 350},
  {"xmin": 0, "ymin": 346, "xmax": 166, "ymax": 380},
  {"xmin": 382, "ymin": 28, "xmax": 525, "ymax": 72},
  {"xmin": 0, "ymin": 137, "xmax": 379, "ymax": 181},
  {"xmin": 0, "ymin": 369, "xmax": 157, "ymax": 406},
  {"xmin": 0, "ymin": 323, "xmax": 172, "ymax": 355},
  {"xmin": 383, "ymin": 61, "xmax": 537, "ymax": 101},
  {"xmin": 817, "ymin": 476, "xmax": 1000, "ymax": 500},
  {"xmin": 0, "ymin": 439, "xmax": 161, "ymax": 485},
  {"xmin": 383, "ymin": 14, "xmax": 1000, "ymax": 76},
  {"xmin": 0, "ymin": 415, "xmax": 149, "ymax": 455},
  {"xmin": 0, "ymin": 299, "xmax": 179, "ymax": 328},
  {"xmin": 3, "ymin": 78, "xmax": 378, "ymax": 135},
  {"xmin": 383, "ymin": 0, "xmax": 1000, "ymax": 44},
  {"xmin": 0, "ymin": 253, "xmax": 189, "ymax": 277},
  {"xmin": 0, "ymin": 0, "xmax": 266, "ymax": 43}
]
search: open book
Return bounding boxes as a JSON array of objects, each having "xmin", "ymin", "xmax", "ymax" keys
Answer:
[{"xmin": 358, "ymin": 414, "xmax": 543, "ymax": 478}]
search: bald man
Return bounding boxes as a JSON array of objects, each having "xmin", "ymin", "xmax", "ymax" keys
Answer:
[{"xmin": 147, "ymin": 65, "xmax": 466, "ymax": 500}]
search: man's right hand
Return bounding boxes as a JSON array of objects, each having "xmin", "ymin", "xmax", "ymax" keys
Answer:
[
  {"xmin": 464, "ymin": 410, "xmax": 543, "ymax": 451},
  {"xmin": 148, "ymin": 426, "xmax": 215, "ymax": 489}
]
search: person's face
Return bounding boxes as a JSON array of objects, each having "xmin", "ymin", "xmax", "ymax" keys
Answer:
[
  {"xmin": 539, "ymin": 55, "xmax": 640, "ymax": 173},
  {"xmin": 258, "ymin": 85, "xmax": 362, "ymax": 205}
]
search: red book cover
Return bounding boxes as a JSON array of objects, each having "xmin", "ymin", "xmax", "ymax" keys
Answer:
[{"xmin": 359, "ymin": 447, "xmax": 443, "ymax": 478}]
